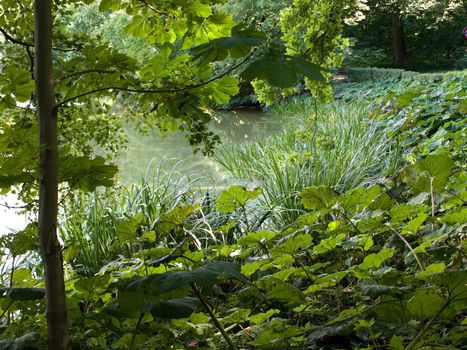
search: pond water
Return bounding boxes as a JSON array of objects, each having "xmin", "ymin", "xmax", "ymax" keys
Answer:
[
  {"xmin": 117, "ymin": 109, "xmax": 277, "ymax": 185},
  {"xmin": 0, "ymin": 109, "xmax": 279, "ymax": 235}
]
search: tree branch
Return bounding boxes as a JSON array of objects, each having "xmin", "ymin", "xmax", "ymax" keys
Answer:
[
  {"xmin": 55, "ymin": 50, "xmax": 256, "ymax": 109},
  {"xmin": 54, "ymin": 69, "xmax": 118, "ymax": 85},
  {"xmin": 138, "ymin": 0, "xmax": 170, "ymax": 16},
  {"xmin": 0, "ymin": 27, "xmax": 33, "ymax": 47}
]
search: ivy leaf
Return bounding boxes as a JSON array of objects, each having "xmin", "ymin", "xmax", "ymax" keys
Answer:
[{"xmin": 300, "ymin": 186, "xmax": 339, "ymax": 211}]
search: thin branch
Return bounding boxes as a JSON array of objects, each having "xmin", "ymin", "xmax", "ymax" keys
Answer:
[
  {"xmin": 0, "ymin": 27, "xmax": 33, "ymax": 47},
  {"xmin": 55, "ymin": 50, "xmax": 256, "ymax": 109},
  {"xmin": 138, "ymin": 0, "xmax": 170, "ymax": 16},
  {"xmin": 0, "ymin": 201, "xmax": 38, "ymax": 210},
  {"xmin": 0, "ymin": 27, "xmax": 80, "ymax": 52},
  {"xmin": 54, "ymin": 69, "xmax": 118, "ymax": 85}
]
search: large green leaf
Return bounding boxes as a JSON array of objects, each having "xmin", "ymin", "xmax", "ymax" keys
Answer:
[
  {"xmin": 0, "ymin": 287, "xmax": 45, "ymax": 301},
  {"xmin": 404, "ymin": 154, "xmax": 455, "ymax": 193},
  {"xmin": 241, "ymin": 49, "xmax": 324, "ymax": 88},
  {"xmin": 191, "ymin": 25, "xmax": 265, "ymax": 62},
  {"xmin": 59, "ymin": 155, "xmax": 118, "ymax": 192},
  {"xmin": 150, "ymin": 297, "xmax": 199, "ymax": 319},
  {"xmin": 407, "ymin": 288, "xmax": 444, "ymax": 319},
  {"xmin": 299, "ymin": 186, "xmax": 339, "ymax": 211},
  {"xmin": 116, "ymin": 262, "xmax": 247, "ymax": 314},
  {"xmin": 216, "ymin": 185, "xmax": 262, "ymax": 213}
]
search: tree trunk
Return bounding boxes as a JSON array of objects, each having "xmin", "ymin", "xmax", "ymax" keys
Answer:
[
  {"xmin": 34, "ymin": 0, "xmax": 70, "ymax": 348},
  {"xmin": 392, "ymin": 10, "xmax": 408, "ymax": 67}
]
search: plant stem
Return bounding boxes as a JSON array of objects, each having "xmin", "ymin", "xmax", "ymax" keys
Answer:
[
  {"xmin": 190, "ymin": 283, "xmax": 237, "ymax": 350},
  {"xmin": 386, "ymin": 223, "xmax": 424, "ymax": 270},
  {"xmin": 129, "ymin": 312, "xmax": 144, "ymax": 350},
  {"xmin": 404, "ymin": 298, "xmax": 451, "ymax": 350}
]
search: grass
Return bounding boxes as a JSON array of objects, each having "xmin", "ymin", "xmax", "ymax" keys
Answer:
[
  {"xmin": 215, "ymin": 98, "xmax": 400, "ymax": 225},
  {"xmin": 60, "ymin": 165, "xmax": 206, "ymax": 274}
]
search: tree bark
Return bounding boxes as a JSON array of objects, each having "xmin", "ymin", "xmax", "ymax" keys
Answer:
[
  {"xmin": 34, "ymin": 0, "xmax": 70, "ymax": 348},
  {"xmin": 392, "ymin": 10, "xmax": 409, "ymax": 67}
]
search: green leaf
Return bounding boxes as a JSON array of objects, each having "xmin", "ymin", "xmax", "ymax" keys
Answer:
[
  {"xmin": 440, "ymin": 207, "xmax": 467, "ymax": 225},
  {"xmin": 357, "ymin": 284, "xmax": 412, "ymax": 298},
  {"xmin": 313, "ymin": 233, "xmax": 346, "ymax": 254},
  {"xmin": 215, "ymin": 185, "xmax": 262, "ymax": 213},
  {"xmin": 59, "ymin": 155, "xmax": 118, "ymax": 191},
  {"xmin": 249, "ymin": 309, "xmax": 280, "ymax": 325},
  {"xmin": 407, "ymin": 288, "xmax": 444, "ymax": 319},
  {"xmin": 415, "ymin": 263, "xmax": 446, "ymax": 281},
  {"xmin": 154, "ymin": 204, "xmax": 199, "ymax": 233},
  {"xmin": 191, "ymin": 1, "xmax": 212, "ymax": 18},
  {"xmin": 237, "ymin": 230, "xmax": 279, "ymax": 246},
  {"xmin": 117, "ymin": 261, "xmax": 247, "ymax": 314},
  {"xmin": 116, "ymin": 213, "xmax": 143, "ymax": 244},
  {"xmin": 191, "ymin": 25, "xmax": 265, "ymax": 62},
  {"xmin": 358, "ymin": 248, "xmax": 394, "ymax": 270},
  {"xmin": 241, "ymin": 49, "xmax": 324, "ymax": 88},
  {"xmin": 150, "ymin": 297, "xmax": 199, "ymax": 319},
  {"xmin": 74, "ymin": 274, "xmax": 112, "ymax": 294},
  {"xmin": 0, "ymin": 287, "xmax": 45, "ymax": 301},
  {"xmin": 404, "ymin": 154, "xmax": 455, "ymax": 193},
  {"xmin": 300, "ymin": 186, "xmax": 339, "ymax": 211},
  {"xmin": 197, "ymin": 76, "xmax": 239, "ymax": 104},
  {"xmin": 274, "ymin": 234, "xmax": 312, "ymax": 255},
  {"xmin": 0, "ymin": 332, "xmax": 39, "ymax": 350}
]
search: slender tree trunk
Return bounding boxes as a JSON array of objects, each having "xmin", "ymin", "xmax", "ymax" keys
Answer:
[
  {"xmin": 35, "ymin": 0, "xmax": 70, "ymax": 348},
  {"xmin": 392, "ymin": 10, "xmax": 408, "ymax": 67}
]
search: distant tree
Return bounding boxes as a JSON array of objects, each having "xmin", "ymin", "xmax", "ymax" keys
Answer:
[{"xmin": 346, "ymin": 0, "xmax": 467, "ymax": 68}]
